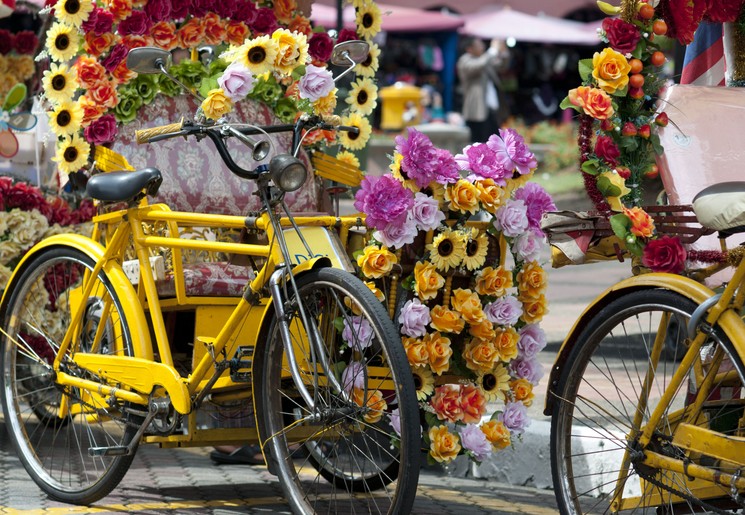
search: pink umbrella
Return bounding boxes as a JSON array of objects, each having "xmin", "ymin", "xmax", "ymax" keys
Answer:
[{"xmin": 310, "ymin": 3, "xmax": 464, "ymax": 32}]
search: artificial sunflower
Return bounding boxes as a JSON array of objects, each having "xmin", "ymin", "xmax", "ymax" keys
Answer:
[
  {"xmin": 42, "ymin": 63, "xmax": 78, "ymax": 105},
  {"xmin": 46, "ymin": 22, "xmax": 80, "ymax": 63},
  {"xmin": 476, "ymin": 365, "xmax": 510, "ymax": 403},
  {"xmin": 506, "ymin": 171, "xmax": 534, "ymax": 194},
  {"xmin": 54, "ymin": 0, "xmax": 94, "ymax": 28},
  {"xmin": 389, "ymin": 152, "xmax": 417, "ymax": 192},
  {"xmin": 354, "ymin": 41, "xmax": 380, "ymax": 78},
  {"xmin": 49, "ymin": 100, "xmax": 83, "ymax": 137},
  {"xmin": 355, "ymin": 2, "xmax": 382, "ymax": 40},
  {"xmin": 54, "ymin": 133, "xmax": 91, "ymax": 174},
  {"xmin": 411, "ymin": 366, "xmax": 435, "ymax": 401},
  {"xmin": 338, "ymin": 112, "xmax": 372, "ymax": 151},
  {"xmin": 337, "ymin": 150, "xmax": 361, "ymax": 169},
  {"xmin": 462, "ymin": 230, "xmax": 489, "ymax": 271},
  {"xmin": 346, "ymin": 77, "xmax": 378, "ymax": 116},
  {"xmin": 238, "ymin": 35, "xmax": 279, "ymax": 76},
  {"xmin": 427, "ymin": 228, "xmax": 466, "ymax": 272}
]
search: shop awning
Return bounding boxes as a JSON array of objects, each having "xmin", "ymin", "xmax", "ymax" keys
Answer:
[{"xmin": 310, "ymin": 3, "xmax": 465, "ymax": 32}]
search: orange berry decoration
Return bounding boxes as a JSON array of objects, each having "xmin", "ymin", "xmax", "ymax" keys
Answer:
[
  {"xmin": 639, "ymin": 3, "xmax": 655, "ymax": 20},
  {"xmin": 650, "ymin": 51, "xmax": 666, "ymax": 67},
  {"xmin": 653, "ymin": 19, "xmax": 668, "ymax": 36},
  {"xmin": 629, "ymin": 74, "xmax": 645, "ymax": 89},
  {"xmin": 629, "ymin": 58, "xmax": 644, "ymax": 74}
]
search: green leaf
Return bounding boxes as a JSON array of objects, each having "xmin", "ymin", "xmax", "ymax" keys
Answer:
[
  {"xmin": 401, "ymin": 274, "xmax": 415, "ymax": 291},
  {"xmin": 291, "ymin": 65, "xmax": 307, "ymax": 81},
  {"xmin": 611, "ymin": 84, "xmax": 628, "ymax": 97},
  {"xmin": 578, "ymin": 59, "xmax": 594, "ymax": 82},
  {"xmin": 609, "ymin": 213, "xmax": 631, "ymax": 239},
  {"xmin": 559, "ymin": 95, "xmax": 580, "ymax": 112},
  {"xmin": 333, "ymin": 317, "xmax": 345, "ymax": 333},
  {"xmin": 625, "ymin": 239, "xmax": 644, "ymax": 257},
  {"xmin": 352, "ymin": 248, "xmax": 364, "ymax": 261},
  {"xmin": 596, "ymin": 175, "xmax": 621, "ymax": 197},
  {"xmin": 581, "ymin": 158, "xmax": 602, "ymax": 176},
  {"xmin": 424, "ymin": 412, "xmax": 439, "ymax": 430},
  {"xmin": 198, "ymin": 76, "xmax": 219, "ymax": 99},
  {"xmin": 650, "ymin": 133, "xmax": 664, "ymax": 155},
  {"xmin": 3, "ymin": 83, "xmax": 27, "ymax": 112},
  {"xmin": 619, "ymin": 137, "xmax": 639, "ymax": 152},
  {"xmin": 631, "ymin": 41, "xmax": 645, "ymax": 60}
]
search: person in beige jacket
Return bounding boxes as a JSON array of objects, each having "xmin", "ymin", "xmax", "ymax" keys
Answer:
[{"xmin": 457, "ymin": 37, "xmax": 506, "ymax": 143}]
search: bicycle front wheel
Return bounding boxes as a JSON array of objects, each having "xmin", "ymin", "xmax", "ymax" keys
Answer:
[
  {"xmin": 551, "ymin": 288, "xmax": 745, "ymax": 514},
  {"xmin": 258, "ymin": 267, "xmax": 420, "ymax": 515},
  {"xmin": 0, "ymin": 246, "xmax": 139, "ymax": 505}
]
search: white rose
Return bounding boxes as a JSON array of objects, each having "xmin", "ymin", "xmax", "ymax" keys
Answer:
[{"xmin": 0, "ymin": 241, "xmax": 22, "ymax": 265}]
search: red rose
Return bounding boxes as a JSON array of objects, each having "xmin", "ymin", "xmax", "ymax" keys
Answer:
[
  {"xmin": 458, "ymin": 384, "xmax": 486, "ymax": 424},
  {"xmin": 308, "ymin": 32, "xmax": 334, "ymax": 63},
  {"xmin": 0, "ymin": 29, "xmax": 13, "ymax": 55},
  {"xmin": 13, "ymin": 31, "xmax": 37, "ymax": 55},
  {"xmin": 657, "ymin": 0, "xmax": 706, "ymax": 45},
  {"xmin": 594, "ymin": 135, "xmax": 620, "ymax": 166},
  {"xmin": 251, "ymin": 7, "xmax": 278, "ymax": 35},
  {"xmin": 430, "ymin": 385, "xmax": 463, "ymax": 423},
  {"xmin": 101, "ymin": 44, "xmax": 129, "ymax": 73},
  {"xmin": 118, "ymin": 10, "xmax": 151, "ymax": 36},
  {"xmin": 71, "ymin": 199, "xmax": 96, "ymax": 224},
  {"xmin": 642, "ymin": 236, "xmax": 687, "ymax": 273},
  {"xmin": 84, "ymin": 114, "xmax": 118, "ymax": 145},
  {"xmin": 337, "ymin": 28, "xmax": 359, "ymax": 44},
  {"xmin": 602, "ymin": 18, "xmax": 641, "ymax": 55},
  {"xmin": 144, "ymin": 0, "xmax": 172, "ymax": 22},
  {"xmin": 47, "ymin": 196, "xmax": 73, "ymax": 226},
  {"xmin": 5, "ymin": 182, "xmax": 52, "ymax": 220}
]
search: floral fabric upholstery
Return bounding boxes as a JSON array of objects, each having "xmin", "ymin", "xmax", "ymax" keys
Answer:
[{"xmin": 156, "ymin": 262, "xmax": 251, "ymax": 298}]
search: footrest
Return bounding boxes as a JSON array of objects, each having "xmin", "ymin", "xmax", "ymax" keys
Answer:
[
  {"xmin": 230, "ymin": 346, "xmax": 255, "ymax": 382},
  {"xmin": 89, "ymin": 445, "xmax": 129, "ymax": 457}
]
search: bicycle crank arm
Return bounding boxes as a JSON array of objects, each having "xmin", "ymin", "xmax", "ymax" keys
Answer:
[{"xmin": 89, "ymin": 397, "xmax": 170, "ymax": 457}]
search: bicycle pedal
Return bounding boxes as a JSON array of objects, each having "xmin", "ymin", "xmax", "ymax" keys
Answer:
[
  {"xmin": 88, "ymin": 445, "xmax": 130, "ymax": 457},
  {"xmin": 229, "ymin": 346, "xmax": 254, "ymax": 382}
]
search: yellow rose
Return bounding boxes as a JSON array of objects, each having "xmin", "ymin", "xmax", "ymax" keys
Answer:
[
  {"xmin": 468, "ymin": 319, "xmax": 496, "ymax": 341},
  {"xmin": 429, "ymin": 425, "xmax": 462, "ymax": 463},
  {"xmin": 481, "ymin": 420, "xmax": 511, "ymax": 450},
  {"xmin": 423, "ymin": 331, "xmax": 452, "ymax": 376},
  {"xmin": 592, "ymin": 47, "xmax": 631, "ymax": 94},
  {"xmin": 494, "ymin": 326, "xmax": 519, "ymax": 362},
  {"xmin": 463, "ymin": 338, "xmax": 499, "ymax": 373},
  {"xmin": 201, "ymin": 88, "xmax": 233, "ymax": 120},
  {"xmin": 451, "ymin": 288, "xmax": 485, "ymax": 325},
  {"xmin": 520, "ymin": 294, "xmax": 548, "ymax": 324},
  {"xmin": 313, "ymin": 87, "xmax": 337, "ymax": 116},
  {"xmin": 445, "ymin": 179, "xmax": 480, "ymax": 214},
  {"xmin": 414, "ymin": 261, "xmax": 445, "ymax": 301},
  {"xmin": 510, "ymin": 378, "xmax": 535, "ymax": 407},
  {"xmin": 357, "ymin": 245, "xmax": 397, "ymax": 279},
  {"xmin": 474, "ymin": 266, "xmax": 513, "ymax": 297},
  {"xmin": 598, "ymin": 171, "xmax": 631, "ymax": 212},
  {"xmin": 365, "ymin": 281, "xmax": 386, "ymax": 303},
  {"xmin": 352, "ymin": 387, "xmax": 387, "ymax": 424},
  {"xmin": 475, "ymin": 179, "xmax": 505, "ymax": 213},
  {"xmin": 516, "ymin": 261, "xmax": 547, "ymax": 300},
  {"xmin": 430, "ymin": 305, "xmax": 465, "ymax": 334},
  {"xmin": 403, "ymin": 336, "xmax": 429, "ymax": 368}
]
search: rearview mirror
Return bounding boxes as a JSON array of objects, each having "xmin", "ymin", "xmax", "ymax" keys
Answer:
[
  {"xmin": 126, "ymin": 47, "xmax": 172, "ymax": 74},
  {"xmin": 330, "ymin": 40, "xmax": 370, "ymax": 67}
]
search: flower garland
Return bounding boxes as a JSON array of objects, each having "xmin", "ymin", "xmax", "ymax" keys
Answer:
[
  {"xmin": 40, "ymin": 0, "xmax": 383, "ymax": 176},
  {"xmin": 564, "ymin": 0, "xmax": 745, "ymax": 273},
  {"xmin": 0, "ymin": 28, "xmax": 37, "ymax": 101},
  {"xmin": 353, "ymin": 127, "xmax": 555, "ymax": 465}
]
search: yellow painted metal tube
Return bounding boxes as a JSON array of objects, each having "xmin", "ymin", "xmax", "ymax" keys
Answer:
[{"xmin": 56, "ymin": 371, "xmax": 149, "ymax": 406}]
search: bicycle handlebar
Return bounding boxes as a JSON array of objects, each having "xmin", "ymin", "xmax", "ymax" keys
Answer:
[{"xmin": 135, "ymin": 120, "xmax": 185, "ymax": 144}]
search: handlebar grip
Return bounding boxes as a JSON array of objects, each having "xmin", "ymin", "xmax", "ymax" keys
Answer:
[
  {"xmin": 135, "ymin": 120, "xmax": 184, "ymax": 144},
  {"xmin": 321, "ymin": 114, "xmax": 342, "ymax": 127},
  {"xmin": 338, "ymin": 125, "xmax": 360, "ymax": 135}
]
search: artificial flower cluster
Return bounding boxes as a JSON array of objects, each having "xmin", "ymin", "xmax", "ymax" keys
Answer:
[
  {"xmin": 0, "ymin": 28, "xmax": 37, "ymax": 101},
  {"xmin": 352, "ymin": 128, "xmax": 555, "ymax": 464},
  {"xmin": 41, "ymin": 0, "xmax": 383, "ymax": 176}
]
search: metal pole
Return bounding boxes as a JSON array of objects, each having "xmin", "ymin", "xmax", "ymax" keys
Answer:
[{"xmin": 336, "ymin": 0, "xmax": 343, "ymax": 32}]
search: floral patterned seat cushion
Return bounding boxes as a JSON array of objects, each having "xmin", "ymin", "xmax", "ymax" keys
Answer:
[{"xmin": 156, "ymin": 262, "xmax": 251, "ymax": 298}]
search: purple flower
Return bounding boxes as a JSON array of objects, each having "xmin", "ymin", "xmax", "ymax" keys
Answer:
[
  {"xmin": 251, "ymin": 7, "xmax": 278, "ymax": 34},
  {"xmin": 374, "ymin": 218, "xmax": 417, "ymax": 249},
  {"xmin": 93, "ymin": 10, "xmax": 115, "ymax": 35},
  {"xmin": 298, "ymin": 64, "xmax": 334, "ymax": 102},
  {"xmin": 354, "ymin": 175, "xmax": 414, "ymax": 231},
  {"xmin": 144, "ymin": 0, "xmax": 172, "ymax": 22},
  {"xmin": 84, "ymin": 115, "xmax": 118, "ymax": 145},
  {"xmin": 341, "ymin": 361, "xmax": 366, "ymax": 393},
  {"xmin": 101, "ymin": 44, "xmax": 129, "ymax": 73},
  {"xmin": 118, "ymin": 10, "xmax": 151, "ymax": 36},
  {"xmin": 81, "ymin": 8, "xmax": 100, "ymax": 33},
  {"xmin": 512, "ymin": 231, "xmax": 549, "ymax": 264},
  {"xmin": 218, "ymin": 61, "xmax": 255, "ymax": 101},
  {"xmin": 487, "ymin": 129, "xmax": 537, "ymax": 177},
  {"xmin": 484, "ymin": 296, "xmax": 523, "ymax": 326},
  {"xmin": 232, "ymin": 1, "xmax": 257, "ymax": 23},
  {"xmin": 308, "ymin": 32, "xmax": 334, "ymax": 63},
  {"xmin": 395, "ymin": 128, "xmax": 440, "ymax": 189},
  {"xmin": 518, "ymin": 324, "xmax": 547, "ymax": 359},
  {"xmin": 455, "ymin": 142, "xmax": 510, "ymax": 184},
  {"xmin": 513, "ymin": 183, "xmax": 556, "ymax": 232},
  {"xmin": 510, "ymin": 357, "xmax": 544, "ymax": 384},
  {"xmin": 411, "ymin": 192, "xmax": 445, "ymax": 232},
  {"xmin": 398, "ymin": 298, "xmax": 431, "ymax": 338},
  {"xmin": 499, "ymin": 401, "xmax": 530, "ymax": 434},
  {"xmin": 389, "ymin": 408, "xmax": 401, "ymax": 436},
  {"xmin": 342, "ymin": 316, "xmax": 374, "ymax": 351},
  {"xmin": 189, "ymin": 0, "xmax": 212, "ymax": 18},
  {"xmin": 337, "ymin": 28, "xmax": 359, "ymax": 43},
  {"xmin": 494, "ymin": 199, "xmax": 529, "ymax": 238},
  {"xmin": 170, "ymin": 1, "xmax": 190, "ymax": 19},
  {"xmin": 434, "ymin": 148, "xmax": 461, "ymax": 185},
  {"xmin": 459, "ymin": 424, "xmax": 492, "ymax": 461}
]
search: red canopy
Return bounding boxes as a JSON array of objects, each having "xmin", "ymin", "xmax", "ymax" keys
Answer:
[{"xmin": 310, "ymin": 3, "xmax": 465, "ymax": 32}]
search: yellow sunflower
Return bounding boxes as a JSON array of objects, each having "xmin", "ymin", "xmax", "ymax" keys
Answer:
[
  {"xmin": 42, "ymin": 63, "xmax": 79, "ymax": 106},
  {"xmin": 462, "ymin": 229, "xmax": 489, "ymax": 271},
  {"xmin": 506, "ymin": 171, "xmax": 534, "ymax": 194},
  {"xmin": 355, "ymin": 2, "xmax": 382, "ymax": 40},
  {"xmin": 338, "ymin": 112, "xmax": 372, "ymax": 151},
  {"xmin": 476, "ymin": 364, "xmax": 511, "ymax": 402},
  {"xmin": 238, "ymin": 35, "xmax": 279, "ymax": 76},
  {"xmin": 49, "ymin": 100, "xmax": 83, "ymax": 137},
  {"xmin": 337, "ymin": 150, "xmax": 361, "ymax": 169},
  {"xmin": 54, "ymin": 133, "xmax": 91, "ymax": 174},
  {"xmin": 427, "ymin": 228, "xmax": 466, "ymax": 272},
  {"xmin": 271, "ymin": 28, "xmax": 309, "ymax": 75},
  {"xmin": 355, "ymin": 41, "xmax": 380, "ymax": 78},
  {"xmin": 346, "ymin": 77, "xmax": 378, "ymax": 116},
  {"xmin": 411, "ymin": 366, "xmax": 435, "ymax": 401},
  {"xmin": 54, "ymin": 0, "xmax": 94, "ymax": 28},
  {"xmin": 46, "ymin": 22, "xmax": 80, "ymax": 63},
  {"xmin": 389, "ymin": 152, "xmax": 418, "ymax": 192}
]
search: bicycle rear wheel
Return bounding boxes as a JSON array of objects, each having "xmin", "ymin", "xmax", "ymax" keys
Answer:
[
  {"xmin": 257, "ymin": 267, "xmax": 420, "ymax": 515},
  {"xmin": 0, "ymin": 246, "xmax": 139, "ymax": 505},
  {"xmin": 551, "ymin": 288, "xmax": 745, "ymax": 514}
]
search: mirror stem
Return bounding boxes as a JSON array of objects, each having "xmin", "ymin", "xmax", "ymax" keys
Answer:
[
  {"xmin": 158, "ymin": 63, "xmax": 204, "ymax": 102},
  {"xmin": 333, "ymin": 52, "xmax": 357, "ymax": 83}
]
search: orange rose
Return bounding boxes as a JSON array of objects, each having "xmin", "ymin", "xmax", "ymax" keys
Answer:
[
  {"xmin": 592, "ymin": 47, "xmax": 631, "ymax": 94},
  {"xmin": 474, "ymin": 266, "xmax": 513, "ymax": 297},
  {"xmin": 430, "ymin": 385, "xmax": 462, "ymax": 423},
  {"xmin": 203, "ymin": 13, "xmax": 227, "ymax": 46},
  {"xmin": 151, "ymin": 21, "xmax": 178, "ymax": 50},
  {"xmin": 430, "ymin": 305, "xmax": 465, "ymax": 334},
  {"xmin": 424, "ymin": 331, "xmax": 452, "ymax": 376},
  {"xmin": 510, "ymin": 378, "xmax": 534, "ymax": 407},
  {"xmin": 414, "ymin": 261, "xmax": 445, "ymax": 301},
  {"xmin": 88, "ymin": 80, "xmax": 118, "ymax": 109},
  {"xmin": 451, "ymin": 288, "xmax": 485, "ymax": 325},
  {"xmin": 108, "ymin": 0, "xmax": 133, "ymax": 21},
  {"xmin": 111, "ymin": 60, "xmax": 137, "ymax": 84},
  {"xmin": 481, "ymin": 420, "xmax": 511, "ymax": 450},
  {"xmin": 567, "ymin": 85, "xmax": 614, "ymax": 120},
  {"xmin": 516, "ymin": 261, "xmax": 547, "ymax": 300},
  {"xmin": 403, "ymin": 337, "xmax": 429, "ymax": 368},
  {"xmin": 352, "ymin": 387, "xmax": 387, "ymax": 424},
  {"xmin": 75, "ymin": 57, "xmax": 106, "ymax": 89},
  {"xmin": 357, "ymin": 245, "xmax": 397, "ymax": 279},
  {"xmin": 122, "ymin": 34, "xmax": 153, "ymax": 51},
  {"xmin": 459, "ymin": 384, "xmax": 486, "ymax": 424},
  {"xmin": 429, "ymin": 425, "xmax": 462, "ymax": 463},
  {"xmin": 226, "ymin": 21, "xmax": 250, "ymax": 46},
  {"xmin": 78, "ymin": 95, "xmax": 105, "ymax": 127},
  {"xmin": 84, "ymin": 32, "xmax": 116, "ymax": 57},
  {"xmin": 520, "ymin": 294, "xmax": 548, "ymax": 324},
  {"xmin": 475, "ymin": 179, "xmax": 504, "ymax": 213},
  {"xmin": 273, "ymin": 0, "xmax": 298, "ymax": 23},
  {"xmin": 445, "ymin": 179, "xmax": 480, "ymax": 214},
  {"xmin": 495, "ymin": 326, "xmax": 519, "ymax": 361},
  {"xmin": 463, "ymin": 338, "xmax": 499, "ymax": 373},
  {"xmin": 623, "ymin": 206, "xmax": 655, "ymax": 238},
  {"xmin": 288, "ymin": 14, "xmax": 312, "ymax": 36},
  {"xmin": 468, "ymin": 319, "xmax": 496, "ymax": 341},
  {"xmin": 178, "ymin": 18, "xmax": 205, "ymax": 49}
]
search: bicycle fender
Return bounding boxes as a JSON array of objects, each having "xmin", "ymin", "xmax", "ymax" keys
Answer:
[
  {"xmin": 0, "ymin": 234, "xmax": 154, "ymax": 361},
  {"xmin": 544, "ymin": 273, "xmax": 745, "ymax": 416}
]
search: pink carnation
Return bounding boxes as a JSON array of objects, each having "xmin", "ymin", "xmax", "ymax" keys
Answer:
[
  {"xmin": 513, "ymin": 183, "xmax": 556, "ymax": 232},
  {"xmin": 354, "ymin": 175, "xmax": 414, "ymax": 231},
  {"xmin": 395, "ymin": 128, "xmax": 440, "ymax": 189},
  {"xmin": 487, "ymin": 129, "xmax": 537, "ymax": 176}
]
